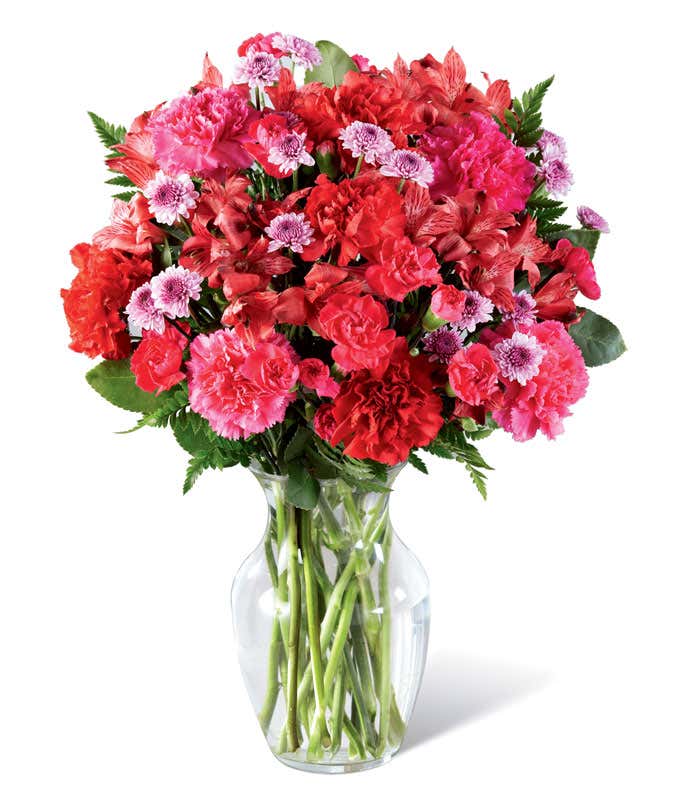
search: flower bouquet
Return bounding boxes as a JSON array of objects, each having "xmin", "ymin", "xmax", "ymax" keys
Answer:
[{"xmin": 62, "ymin": 33, "xmax": 624, "ymax": 773}]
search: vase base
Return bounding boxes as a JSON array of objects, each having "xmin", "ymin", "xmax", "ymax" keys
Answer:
[{"xmin": 273, "ymin": 749, "xmax": 395, "ymax": 775}]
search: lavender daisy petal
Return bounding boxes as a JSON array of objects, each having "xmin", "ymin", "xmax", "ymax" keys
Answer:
[
  {"xmin": 576, "ymin": 205, "xmax": 610, "ymax": 233},
  {"xmin": 493, "ymin": 332, "xmax": 546, "ymax": 386}
]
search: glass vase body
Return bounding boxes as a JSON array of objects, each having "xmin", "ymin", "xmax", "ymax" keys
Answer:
[{"xmin": 231, "ymin": 466, "xmax": 430, "ymax": 773}]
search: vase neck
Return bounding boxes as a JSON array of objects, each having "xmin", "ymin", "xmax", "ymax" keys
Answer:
[{"xmin": 250, "ymin": 465, "xmax": 401, "ymax": 546}]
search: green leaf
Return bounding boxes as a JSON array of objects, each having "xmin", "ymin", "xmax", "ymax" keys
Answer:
[
  {"xmin": 105, "ymin": 174, "xmax": 135, "ymax": 187},
  {"xmin": 569, "ymin": 309, "xmax": 626, "ymax": 367},
  {"xmin": 511, "ymin": 76, "xmax": 554, "ymax": 148},
  {"xmin": 112, "ymin": 191, "xmax": 136, "ymax": 202},
  {"xmin": 305, "ymin": 40, "xmax": 358, "ymax": 87},
  {"xmin": 183, "ymin": 455, "xmax": 210, "ymax": 494},
  {"xmin": 87, "ymin": 111, "xmax": 127, "ymax": 149},
  {"xmin": 284, "ymin": 427, "xmax": 313, "ymax": 463},
  {"xmin": 466, "ymin": 464, "xmax": 488, "ymax": 500},
  {"xmin": 86, "ymin": 359, "xmax": 161, "ymax": 413},
  {"xmin": 408, "ymin": 451, "xmax": 428, "ymax": 475},
  {"xmin": 286, "ymin": 461, "xmax": 320, "ymax": 509},
  {"xmin": 425, "ymin": 424, "xmax": 493, "ymax": 499},
  {"xmin": 548, "ymin": 228, "xmax": 601, "ymax": 258},
  {"xmin": 172, "ymin": 411, "xmax": 218, "ymax": 455}
]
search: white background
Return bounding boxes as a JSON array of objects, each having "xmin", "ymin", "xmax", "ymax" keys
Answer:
[{"xmin": 2, "ymin": 1, "xmax": 679, "ymax": 792}]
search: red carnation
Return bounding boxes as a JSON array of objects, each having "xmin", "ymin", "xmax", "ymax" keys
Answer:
[
  {"xmin": 61, "ymin": 243, "xmax": 152, "ymax": 360},
  {"xmin": 299, "ymin": 358, "xmax": 340, "ymax": 398},
  {"xmin": 313, "ymin": 402, "xmax": 337, "ymax": 442},
  {"xmin": 447, "ymin": 343, "xmax": 500, "ymax": 406},
  {"xmin": 366, "ymin": 237, "xmax": 441, "ymax": 301},
  {"xmin": 430, "ymin": 284, "xmax": 466, "ymax": 324},
  {"xmin": 317, "ymin": 294, "xmax": 396, "ymax": 372},
  {"xmin": 130, "ymin": 324, "xmax": 189, "ymax": 394},
  {"xmin": 303, "ymin": 174, "xmax": 405, "ymax": 265},
  {"xmin": 329, "ymin": 340, "xmax": 443, "ymax": 465}
]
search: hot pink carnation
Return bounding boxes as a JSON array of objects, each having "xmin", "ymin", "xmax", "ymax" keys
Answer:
[
  {"xmin": 187, "ymin": 329, "xmax": 299, "ymax": 439},
  {"xmin": 149, "ymin": 88, "xmax": 257, "ymax": 180},
  {"xmin": 493, "ymin": 321, "xmax": 588, "ymax": 441},
  {"xmin": 420, "ymin": 112, "xmax": 535, "ymax": 211}
]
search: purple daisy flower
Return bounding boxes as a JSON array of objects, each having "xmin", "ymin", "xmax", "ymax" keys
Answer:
[
  {"xmin": 493, "ymin": 332, "xmax": 546, "ymax": 386},
  {"xmin": 540, "ymin": 158, "xmax": 573, "ymax": 197},
  {"xmin": 537, "ymin": 130, "xmax": 567, "ymax": 160},
  {"xmin": 456, "ymin": 290, "xmax": 495, "ymax": 333},
  {"xmin": 379, "ymin": 149, "xmax": 434, "ymax": 187},
  {"xmin": 576, "ymin": 205, "xmax": 610, "ymax": 233},
  {"xmin": 126, "ymin": 283, "xmax": 165, "ymax": 334},
  {"xmin": 502, "ymin": 290, "xmax": 538, "ymax": 325},
  {"xmin": 272, "ymin": 34, "xmax": 322, "ymax": 71},
  {"xmin": 268, "ymin": 131, "xmax": 314, "ymax": 174},
  {"xmin": 234, "ymin": 48, "xmax": 281, "ymax": 88},
  {"xmin": 143, "ymin": 172, "xmax": 198, "ymax": 225},
  {"xmin": 422, "ymin": 326, "xmax": 466, "ymax": 364},
  {"xmin": 265, "ymin": 212, "xmax": 314, "ymax": 253},
  {"xmin": 338, "ymin": 121, "xmax": 394, "ymax": 165},
  {"xmin": 150, "ymin": 266, "xmax": 202, "ymax": 319}
]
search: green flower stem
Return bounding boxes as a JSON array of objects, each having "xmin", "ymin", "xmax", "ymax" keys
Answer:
[
  {"xmin": 301, "ymin": 511, "xmax": 329, "ymax": 757},
  {"xmin": 388, "ymin": 697, "xmax": 407, "ymax": 745},
  {"xmin": 322, "ymin": 580, "xmax": 359, "ymax": 698},
  {"xmin": 285, "ymin": 509, "xmax": 301, "ymax": 752},
  {"xmin": 350, "ymin": 614, "xmax": 377, "ymax": 720},
  {"xmin": 343, "ymin": 714, "xmax": 366, "ymax": 759},
  {"xmin": 296, "ymin": 555, "xmax": 358, "ymax": 705},
  {"xmin": 342, "ymin": 645, "xmax": 378, "ymax": 755},
  {"xmin": 329, "ymin": 664, "xmax": 346, "ymax": 754},
  {"xmin": 264, "ymin": 532, "xmax": 278, "ymax": 590},
  {"xmin": 316, "ymin": 493, "xmax": 346, "ymax": 551},
  {"xmin": 353, "ymin": 155, "xmax": 364, "ymax": 178},
  {"xmin": 376, "ymin": 525, "xmax": 393, "ymax": 756},
  {"xmin": 258, "ymin": 618, "xmax": 282, "ymax": 732}
]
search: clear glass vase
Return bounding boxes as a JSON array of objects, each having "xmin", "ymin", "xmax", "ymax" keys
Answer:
[{"xmin": 231, "ymin": 465, "xmax": 430, "ymax": 774}]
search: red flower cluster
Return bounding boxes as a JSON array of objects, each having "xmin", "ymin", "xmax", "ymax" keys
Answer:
[{"xmin": 64, "ymin": 36, "xmax": 620, "ymax": 479}]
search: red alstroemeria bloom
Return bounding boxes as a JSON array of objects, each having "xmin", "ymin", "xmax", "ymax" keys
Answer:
[
  {"xmin": 329, "ymin": 339, "xmax": 443, "ymax": 465},
  {"xmin": 130, "ymin": 324, "xmax": 189, "ymax": 394},
  {"xmin": 216, "ymin": 237, "xmax": 293, "ymax": 298},
  {"xmin": 303, "ymin": 174, "xmax": 405, "ymax": 265},
  {"xmin": 93, "ymin": 194, "xmax": 164, "ymax": 256},
  {"xmin": 62, "ymin": 243, "xmax": 152, "ymax": 359},
  {"xmin": 194, "ymin": 176, "xmax": 253, "ymax": 249},
  {"xmin": 385, "ymin": 49, "xmax": 498, "ymax": 130},
  {"xmin": 108, "ymin": 111, "xmax": 159, "ymax": 188},
  {"xmin": 455, "ymin": 250, "xmax": 518, "ymax": 312},
  {"xmin": 533, "ymin": 271, "xmax": 580, "ymax": 323},
  {"xmin": 317, "ymin": 293, "xmax": 396, "ymax": 372},
  {"xmin": 431, "ymin": 190, "xmax": 515, "ymax": 263},
  {"xmin": 551, "ymin": 238, "xmax": 601, "ymax": 300},
  {"xmin": 366, "ymin": 237, "xmax": 441, "ymax": 301},
  {"xmin": 506, "ymin": 214, "xmax": 552, "ymax": 288}
]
